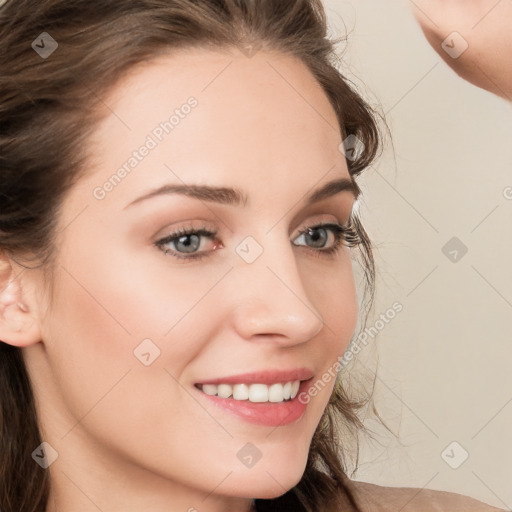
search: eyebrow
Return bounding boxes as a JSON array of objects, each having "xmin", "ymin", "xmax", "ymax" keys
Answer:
[{"xmin": 124, "ymin": 177, "xmax": 360, "ymax": 210}]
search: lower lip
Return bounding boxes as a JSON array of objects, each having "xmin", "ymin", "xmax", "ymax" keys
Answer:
[{"xmin": 194, "ymin": 380, "xmax": 313, "ymax": 427}]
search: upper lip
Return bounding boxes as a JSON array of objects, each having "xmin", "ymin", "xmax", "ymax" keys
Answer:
[{"xmin": 196, "ymin": 367, "xmax": 315, "ymax": 386}]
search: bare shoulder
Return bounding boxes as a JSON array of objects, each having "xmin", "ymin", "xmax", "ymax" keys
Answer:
[{"xmin": 342, "ymin": 477, "xmax": 506, "ymax": 512}]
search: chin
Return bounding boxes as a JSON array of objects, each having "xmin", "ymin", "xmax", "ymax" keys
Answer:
[{"xmin": 226, "ymin": 459, "xmax": 306, "ymax": 500}]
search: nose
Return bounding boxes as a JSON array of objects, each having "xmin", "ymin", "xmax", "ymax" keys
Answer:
[{"xmin": 227, "ymin": 233, "xmax": 325, "ymax": 346}]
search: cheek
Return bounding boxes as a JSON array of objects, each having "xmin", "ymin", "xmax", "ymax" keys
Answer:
[
  {"xmin": 53, "ymin": 231, "xmax": 217, "ymax": 349},
  {"xmin": 42, "ymin": 239, "xmax": 231, "ymax": 429},
  {"xmin": 303, "ymin": 253, "xmax": 359, "ymax": 351},
  {"xmin": 41, "ymin": 256, "xmax": 226, "ymax": 469},
  {"xmin": 41, "ymin": 265, "xmax": 139, "ymax": 429},
  {"xmin": 298, "ymin": 254, "xmax": 358, "ymax": 407}
]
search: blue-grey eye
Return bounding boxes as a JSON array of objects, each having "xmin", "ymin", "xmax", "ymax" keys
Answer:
[
  {"xmin": 173, "ymin": 233, "xmax": 201, "ymax": 253},
  {"xmin": 299, "ymin": 227, "xmax": 330, "ymax": 248}
]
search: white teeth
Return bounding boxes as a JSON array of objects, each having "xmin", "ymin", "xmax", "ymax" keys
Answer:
[
  {"xmin": 202, "ymin": 384, "xmax": 217, "ymax": 396},
  {"xmin": 233, "ymin": 383, "xmax": 249, "ymax": 400},
  {"xmin": 217, "ymin": 384, "xmax": 232, "ymax": 399},
  {"xmin": 249, "ymin": 383, "xmax": 268, "ymax": 403},
  {"xmin": 268, "ymin": 383, "xmax": 284, "ymax": 403},
  {"xmin": 283, "ymin": 381, "xmax": 292, "ymax": 400},
  {"xmin": 197, "ymin": 380, "xmax": 301, "ymax": 403}
]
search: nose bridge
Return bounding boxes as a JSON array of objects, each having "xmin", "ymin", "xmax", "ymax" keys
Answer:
[{"xmin": 228, "ymin": 230, "xmax": 324, "ymax": 343}]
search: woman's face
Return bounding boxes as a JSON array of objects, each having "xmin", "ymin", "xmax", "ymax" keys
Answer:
[{"xmin": 28, "ymin": 48, "xmax": 359, "ymax": 509}]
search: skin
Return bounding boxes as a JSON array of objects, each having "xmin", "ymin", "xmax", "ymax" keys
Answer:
[
  {"xmin": 411, "ymin": 0, "xmax": 512, "ymax": 100},
  {"xmin": 0, "ymin": 48, "xmax": 359, "ymax": 511}
]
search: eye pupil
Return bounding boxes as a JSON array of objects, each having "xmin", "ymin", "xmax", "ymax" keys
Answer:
[
  {"xmin": 176, "ymin": 234, "xmax": 200, "ymax": 253},
  {"xmin": 306, "ymin": 228, "xmax": 328, "ymax": 248}
]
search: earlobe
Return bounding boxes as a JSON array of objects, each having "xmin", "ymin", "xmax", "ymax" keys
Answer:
[{"xmin": 0, "ymin": 257, "xmax": 42, "ymax": 348}]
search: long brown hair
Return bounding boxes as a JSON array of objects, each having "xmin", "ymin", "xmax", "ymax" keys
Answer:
[{"xmin": 0, "ymin": 1, "xmax": 382, "ymax": 510}]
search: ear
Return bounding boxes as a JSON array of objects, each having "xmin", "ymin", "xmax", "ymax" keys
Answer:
[{"xmin": 0, "ymin": 251, "xmax": 42, "ymax": 347}]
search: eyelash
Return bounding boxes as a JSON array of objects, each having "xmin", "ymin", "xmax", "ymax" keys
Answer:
[{"xmin": 154, "ymin": 222, "xmax": 361, "ymax": 261}]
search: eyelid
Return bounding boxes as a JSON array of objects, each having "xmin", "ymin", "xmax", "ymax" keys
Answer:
[
  {"xmin": 292, "ymin": 213, "xmax": 347, "ymax": 236},
  {"xmin": 153, "ymin": 219, "xmax": 217, "ymax": 242},
  {"xmin": 153, "ymin": 213, "xmax": 343, "ymax": 241}
]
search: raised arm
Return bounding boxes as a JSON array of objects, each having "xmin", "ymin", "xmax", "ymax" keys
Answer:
[{"xmin": 410, "ymin": 0, "xmax": 512, "ymax": 100}]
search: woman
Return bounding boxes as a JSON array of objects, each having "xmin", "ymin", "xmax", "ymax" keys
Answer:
[{"xmin": 0, "ymin": 0, "xmax": 505, "ymax": 510}]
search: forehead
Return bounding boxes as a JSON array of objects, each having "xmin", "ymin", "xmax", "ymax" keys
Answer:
[{"xmin": 75, "ymin": 47, "xmax": 349, "ymax": 211}]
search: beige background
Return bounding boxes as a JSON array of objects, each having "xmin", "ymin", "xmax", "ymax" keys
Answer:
[{"xmin": 324, "ymin": 0, "xmax": 512, "ymax": 508}]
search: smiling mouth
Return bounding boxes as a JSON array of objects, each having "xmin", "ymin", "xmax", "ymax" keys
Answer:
[{"xmin": 194, "ymin": 380, "xmax": 302, "ymax": 403}]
